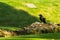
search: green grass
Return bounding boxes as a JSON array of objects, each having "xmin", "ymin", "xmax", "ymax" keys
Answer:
[
  {"xmin": 0, "ymin": 0, "xmax": 60, "ymax": 27},
  {"xmin": 0, "ymin": 2, "xmax": 39, "ymax": 27},
  {"xmin": 0, "ymin": 33, "xmax": 60, "ymax": 40},
  {"xmin": 0, "ymin": 26, "xmax": 21, "ymax": 31},
  {"xmin": 8, "ymin": 0, "xmax": 60, "ymax": 24},
  {"xmin": 0, "ymin": 0, "xmax": 60, "ymax": 40},
  {"xmin": 14, "ymin": 33, "xmax": 60, "ymax": 39}
]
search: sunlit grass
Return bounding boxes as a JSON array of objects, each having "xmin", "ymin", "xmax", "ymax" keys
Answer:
[
  {"xmin": 0, "ymin": 38, "xmax": 54, "ymax": 40},
  {"xmin": 0, "ymin": 0, "xmax": 60, "ymax": 24}
]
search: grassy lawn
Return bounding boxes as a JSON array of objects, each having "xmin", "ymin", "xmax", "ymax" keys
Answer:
[
  {"xmin": 0, "ymin": 33, "xmax": 60, "ymax": 40},
  {"xmin": 0, "ymin": 0, "xmax": 60, "ymax": 25},
  {"xmin": 0, "ymin": 0, "xmax": 60, "ymax": 40}
]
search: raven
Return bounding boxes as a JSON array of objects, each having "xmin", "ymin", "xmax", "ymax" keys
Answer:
[{"xmin": 39, "ymin": 14, "xmax": 46, "ymax": 23}]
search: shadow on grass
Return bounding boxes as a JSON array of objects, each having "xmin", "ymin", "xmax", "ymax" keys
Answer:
[{"xmin": 0, "ymin": 2, "xmax": 39, "ymax": 27}]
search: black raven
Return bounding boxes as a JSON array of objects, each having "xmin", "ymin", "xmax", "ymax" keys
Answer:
[
  {"xmin": 39, "ymin": 14, "xmax": 46, "ymax": 23},
  {"xmin": 57, "ymin": 24, "xmax": 60, "ymax": 26}
]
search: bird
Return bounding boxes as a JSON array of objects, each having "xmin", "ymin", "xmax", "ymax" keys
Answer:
[
  {"xmin": 39, "ymin": 14, "xmax": 46, "ymax": 23},
  {"xmin": 57, "ymin": 24, "xmax": 60, "ymax": 26}
]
